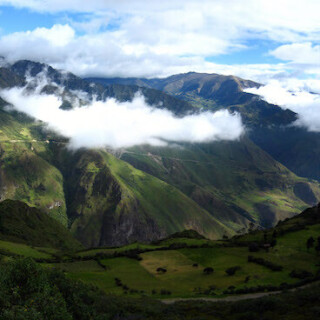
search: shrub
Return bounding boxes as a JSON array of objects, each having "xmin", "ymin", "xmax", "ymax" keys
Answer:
[
  {"xmin": 156, "ymin": 267, "xmax": 167, "ymax": 274},
  {"xmin": 248, "ymin": 243, "xmax": 260, "ymax": 252},
  {"xmin": 289, "ymin": 269, "xmax": 313, "ymax": 279},
  {"xmin": 226, "ymin": 266, "xmax": 241, "ymax": 276},
  {"xmin": 160, "ymin": 289, "xmax": 171, "ymax": 295},
  {"xmin": 248, "ymin": 256, "xmax": 283, "ymax": 271},
  {"xmin": 203, "ymin": 267, "xmax": 214, "ymax": 275}
]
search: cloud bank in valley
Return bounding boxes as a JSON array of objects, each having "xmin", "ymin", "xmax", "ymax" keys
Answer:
[
  {"xmin": 245, "ymin": 80, "xmax": 320, "ymax": 132},
  {"xmin": 0, "ymin": 87, "xmax": 244, "ymax": 149}
]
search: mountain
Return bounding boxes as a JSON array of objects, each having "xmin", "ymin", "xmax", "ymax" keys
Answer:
[
  {"xmin": 88, "ymin": 72, "xmax": 320, "ymax": 185},
  {"xmin": 0, "ymin": 199, "xmax": 81, "ymax": 250},
  {"xmin": 0, "ymin": 60, "xmax": 319, "ymax": 247},
  {"xmin": 9, "ymin": 60, "xmax": 196, "ymax": 116},
  {"xmin": 87, "ymin": 72, "xmax": 297, "ymax": 127}
]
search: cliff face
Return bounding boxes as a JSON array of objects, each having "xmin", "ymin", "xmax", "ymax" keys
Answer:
[
  {"xmin": 60, "ymin": 150, "xmax": 165, "ymax": 247},
  {"xmin": 57, "ymin": 149, "xmax": 230, "ymax": 247}
]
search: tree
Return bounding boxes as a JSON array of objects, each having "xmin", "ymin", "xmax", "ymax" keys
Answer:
[
  {"xmin": 156, "ymin": 267, "xmax": 167, "ymax": 274},
  {"xmin": 203, "ymin": 267, "xmax": 214, "ymax": 275},
  {"xmin": 306, "ymin": 236, "xmax": 315, "ymax": 251},
  {"xmin": 248, "ymin": 242, "xmax": 259, "ymax": 252},
  {"xmin": 315, "ymin": 236, "xmax": 320, "ymax": 254},
  {"xmin": 225, "ymin": 266, "xmax": 241, "ymax": 276},
  {"xmin": 270, "ymin": 239, "xmax": 277, "ymax": 248}
]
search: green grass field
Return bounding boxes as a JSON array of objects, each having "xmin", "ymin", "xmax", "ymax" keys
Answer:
[
  {"xmin": 39, "ymin": 220, "xmax": 320, "ymax": 298},
  {"xmin": 0, "ymin": 240, "xmax": 53, "ymax": 259},
  {"xmin": 1, "ymin": 204, "xmax": 320, "ymax": 300}
]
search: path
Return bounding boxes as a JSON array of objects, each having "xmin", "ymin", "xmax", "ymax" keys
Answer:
[{"xmin": 161, "ymin": 281, "xmax": 320, "ymax": 304}]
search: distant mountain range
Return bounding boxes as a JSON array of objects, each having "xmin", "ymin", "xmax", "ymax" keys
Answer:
[{"xmin": 0, "ymin": 59, "xmax": 319, "ymax": 247}]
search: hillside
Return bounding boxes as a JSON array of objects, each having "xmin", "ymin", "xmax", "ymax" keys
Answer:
[
  {"xmin": 89, "ymin": 72, "xmax": 320, "ymax": 195},
  {"xmin": 119, "ymin": 138, "xmax": 320, "ymax": 231},
  {"xmin": 53, "ymin": 147, "xmax": 230, "ymax": 247},
  {"xmin": 87, "ymin": 72, "xmax": 297, "ymax": 127},
  {"xmin": 0, "ymin": 60, "xmax": 319, "ymax": 247},
  {"xmin": 0, "ymin": 199, "xmax": 81, "ymax": 251},
  {"xmin": 1, "ymin": 202, "xmax": 320, "ymax": 302}
]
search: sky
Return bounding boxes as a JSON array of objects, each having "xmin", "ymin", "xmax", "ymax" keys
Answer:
[
  {"xmin": 0, "ymin": 0, "xmax": 318, "ymax": 83},
  {"xmin": 0, "ymin": 0, "xmax": 319, "ymax": 146}
]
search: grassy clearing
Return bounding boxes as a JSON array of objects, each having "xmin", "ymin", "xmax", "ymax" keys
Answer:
[{"xmin": 0, "ymin": 240, "xmax": 52, "ymax": 259}]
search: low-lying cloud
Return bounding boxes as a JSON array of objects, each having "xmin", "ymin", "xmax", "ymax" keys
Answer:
[
  {"xmin": 245, "ymin": 80, "xmax": 320, "ymax": 132},
  {"xmin": 0, "ymin": 86, "xmax": 244, "ymax": 149}
]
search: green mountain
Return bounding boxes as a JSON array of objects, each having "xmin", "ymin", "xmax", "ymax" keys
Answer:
[
  {"xmin": 89, "ymin": 72, "xmax": 320, "ymax": 185},
  {"xmin": 119, "ymin": 138, "xmax": 320, "ymax": 231},
  {"xmin": 87, "ymin": 72, "xmax": 297, "ymax": 127},
  {"xmin": 0, "ymin": 60, "xmax": 319, "ymax": 247},
  {"xmin": 0, "ymin": 199, "xmax": 81, "ymax": 250}
]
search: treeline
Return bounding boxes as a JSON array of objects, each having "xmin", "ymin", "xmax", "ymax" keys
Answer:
[{"xmin": 247, "ymin": 256, "xmax": 283, "ymax": 271}]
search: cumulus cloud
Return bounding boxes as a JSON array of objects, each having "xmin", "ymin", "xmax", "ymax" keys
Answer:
[
  {"xmin": 245, "ymin": 80, "xmax": 320, "ymax": 132},
  {"xmin": 270, "ymin": 43, "xmax": 320, "ymax": 65},
  {"xmin": 0, "ymin": 85, "xmax": 244, "ymax": 149},
  {"xmin": 0, "ymin": 0, "xmax": 319, "ymax": 80}
]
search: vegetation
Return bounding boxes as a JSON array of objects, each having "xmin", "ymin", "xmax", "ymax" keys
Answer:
[
  {"xmin": 0, "ymin": 258, "xmax": 320, "ymax": 319},
  {"xmin": 0, "ymin": 199, "xmax": 82, "ymax": 251},
  {"xmin": 1, "ymin": 61, "xmax": 320, "ymax": 247}
]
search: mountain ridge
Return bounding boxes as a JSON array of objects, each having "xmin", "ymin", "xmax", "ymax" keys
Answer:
[{"xmin": 0, "ymin": 59, "xmax": 318, "ymax": 246}]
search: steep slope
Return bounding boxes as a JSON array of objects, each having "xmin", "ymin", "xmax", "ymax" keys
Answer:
[
  {"xmin": 90, "ymin": 73, "xmax": 320, "ymax": 186},
  {"xmin": 52, "ymin": 147, "xmax": 230, "ymax": 247},
  {"xmin": 0, "ymin": 60, "xmax": 319, "ymax": 247},
  {"xmin": 118, "ymin": 137, "xmax": 320, "ymax": 231},
  {"xmin": 251, "ymin": 126, "xmax": 320, "ymax": 181},
  {"xmin": 0, "ymin": 199, "xmax": 81, "ymax": 250},
  {"xmin": 0, "ymin": 99, "xmax": 68, "ymax": 225}
]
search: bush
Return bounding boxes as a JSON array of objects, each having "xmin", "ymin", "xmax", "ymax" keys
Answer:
[
  {"xmin": 248, "ymin": 243, "xmax": 260, "ymax": 252},
  {"xmin": 289, "ymin": 269, "xmax": 313, "ymax": 279},
  {"xmin": 248, "ymin": 256, "xmax": 283, "ymax": 271},
  {"xmin": 203, "ymin": 267, "xmax": 214, "ymax": 275},
  {"xmin": 226, "ymin": 266, "xmax": 241, "ymax": 276},
  {"xmin": 160, "ymin": 289, "xmax": 171, "ymax": 295},
  {"xmin": 156, "ymin": 267, "xmax": 167, "ymax": 274}
]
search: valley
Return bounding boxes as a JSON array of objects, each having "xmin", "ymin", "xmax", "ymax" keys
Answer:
[
  {"xmin": 1, "ymin": 200, "xmax": 320, "ymax": 300},
  {"xmin": 0, "ymin": 60, "xmax": 320, "ymax": 248}
]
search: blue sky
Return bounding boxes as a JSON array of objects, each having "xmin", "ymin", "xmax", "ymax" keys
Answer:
[
  {"xmin": 0, "ymin": 0, "xmax": 319, "ymax": 83},
  {"xmin": 0, "ymin": 0, "xmax": 319, "ymax": 143}
]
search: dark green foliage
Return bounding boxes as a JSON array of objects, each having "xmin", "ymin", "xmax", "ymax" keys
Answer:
[
  {"xmin": 226, "ymin": 266, "xmax": 241, "ymax": 276},
  {"xmin": 248, "ymin": 242, "xmax": 260, "ymax": 252},
  {"xmin": 0, "ymin": 258, "xmax": 320, "ymax": 319},
  {"xmin": 289, "ymin": 269, "xmax": 313, "ymax": 279},
  {"xmin": 156, "ymin": 267, "xmax": 167, "ymax": 274},
  {"xmin": 0, "ymin": 258, "xmax": 71, "ymax": 319},
  {"xmin": 203, "ymin": 267, "xmax": 214, "ymax": 275},
  {"xmin": 0, "ymin": 200, "xmax": 82, "ymax": 251},
  {"xmin": 306, "ymin": 236, "xmax": 315, "ymax": 250},
  {"xmin": 248, "ymin": 256, "xmax": 283, "ymax": 271},
  {"xmin": 165, "ymin": 229, "xmax": 206, "ymax": 240}
]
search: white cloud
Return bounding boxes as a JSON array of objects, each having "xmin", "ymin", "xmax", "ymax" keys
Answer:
[
  {"xmin": 245, "ymin": 80, "xmax": 320, "ymax": 132},
  {"xmin": 0, "ymin": 1, "xmax": 319, "ymax": 80},
  {"xmin": 270, "ymin": 42, "xmax": 320, "ymax": 64},
  {"xmin": 0, "ymin": 85, "xmax": 244, "ymax": 149}
]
